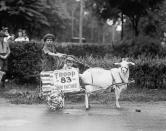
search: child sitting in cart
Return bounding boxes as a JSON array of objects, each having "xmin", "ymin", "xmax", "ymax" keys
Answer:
[
  {"xmin": 63, "ymin": 56, "xmax": 78, "ymax": 71},
  {"xmin": 46, "ymin": 57, "xmax": 78, "ymax": 110}
]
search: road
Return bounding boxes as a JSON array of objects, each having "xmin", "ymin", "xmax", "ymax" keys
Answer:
[{"xmin": 0, "ymin": 98, "xmax": 166, "ymax": 131}]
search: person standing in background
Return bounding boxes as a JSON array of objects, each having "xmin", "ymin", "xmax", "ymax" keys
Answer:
[
  {"xmin": 22, "ymin": 29, "xmax": 29, "ymax": 42},
  {"xmin": 2, "ymin": 27, "xmax": 11, "ymax": 43},
  {"xmin": 14, "ymin": 29, "xmax": 25, "ymax": 42},
  {"xmin": 0, "ymin": 32, "xmax": 10, "ymax": 88},
  {"xmin": 8, "ymin": 34, "xmax": 15, "ymax": 42}
]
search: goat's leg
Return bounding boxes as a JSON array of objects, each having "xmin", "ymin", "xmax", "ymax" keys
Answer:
[
  {"xmin": 115, "ymin": 86, "xmax": 121, "ymax": 108},
  {"xmin": 62, "ymin": 97, "xmax": 65, "ymax": 108},
  {"xmin": 85, "ymin": 91, "xmax": 90, "ymax": 110}
]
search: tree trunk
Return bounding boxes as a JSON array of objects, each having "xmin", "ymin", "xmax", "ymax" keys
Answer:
[
  {"xmin": 121, "ymin": 13, "xmax": 124, "ymax": 40},
  {"xmin": 131, "ymin": 15, "xmax": 140, "ymax": 36},
  {"xmin": 102, "ymin": 25, "xmax": 105, "ymax": 44}
]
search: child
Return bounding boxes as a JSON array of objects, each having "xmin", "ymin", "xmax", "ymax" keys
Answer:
[
  {"xmin": 63, "ymin": 56, "xmax": 77, "ymax": 70},
  {"xmin": 0, "ymin": 32, "xmax": 10, "ymax": 88},
  {"xmin": 42, "ymin": 33, "xmax": 66, "ymax": 71}
]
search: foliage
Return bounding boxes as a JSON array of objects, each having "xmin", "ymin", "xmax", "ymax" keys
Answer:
[
  {"xmin": 157, "ymin": 0, "xmax": 166, "ymax": 32},
  {"xmin": 89, "ymin": 0, "xmax": 164, "ymax": 36},
  {"xmin": 112, "ymin": 35, "xmax": 164, "ymax": 58},
  {"xmin": 41, "ymin": 0, "xmax": 70, "ymax": 39},
  {"xmin": 6, "ymin": 41, "xmax": 113, "ymax": 83},
  {"xmin": 56, "ymin": 43, "xmax": 113, "ymax": 57},
  {"xmin": 5, "ymin": 41, "xmax": 166, "ymax": 90},
  {"xmin": 0, "ymin": 0, "xmax": 70, "ymax": 38},
  {"xmin": 7, "ymin": 41, "xmax": 43, "ymax": 84},
  {"xmin": 80, "ymin": 55, "xmax": 166, "ymax": 89},
  {"xmin": 0, "ymin": 0, "xmax": 48, "ymax": 31},
  {"xmin": 131, "ymin": 56, "xmax": 166, "ymax": 89},
  {"xmin": 138, "ymin": 11, "xmax": 161, "ymax": 37}
]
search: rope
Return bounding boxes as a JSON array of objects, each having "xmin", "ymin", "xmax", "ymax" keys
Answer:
[{"xmin": 66, "ymin": 55, "xmax": 91, "ymax": 68}]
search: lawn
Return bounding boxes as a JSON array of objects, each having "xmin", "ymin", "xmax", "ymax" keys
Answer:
[{"xmin": 0, "ymin": 81, "xmax": 166, "ymax": 105}]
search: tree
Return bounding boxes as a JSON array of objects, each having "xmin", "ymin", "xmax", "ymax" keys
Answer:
[
  {"xmin": 0, "ymin": 0, "xmax": 70, "ymax": 38},
  {"xmin": 42, "ymin": 0, "xmax": 70, "ymax": 40},
  {"xmin": 158, "ymin": 0, "xmax": 166, "ymax": 33},
  {"xmin": 0, "ymin": 0, "xmax": 48, "ymax": 32},
  {"xmin": 88, "ymin": 0, "xmax": 164, "ymax": 36}
]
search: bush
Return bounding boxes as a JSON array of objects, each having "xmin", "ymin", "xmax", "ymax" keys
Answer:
[
  {"xmin": 6, "ymin": 41, "xmax": 166, "ymax": 89},
  {"xmin": 112, "ymin": 35, "xmax": 163, "ymax": 58},
  {"xmin": 7, "ymin": 41, "xmax": 43, "ymax": 84},
  {"xmin": 56, "ymin": 44, "xmax": 113, "ymax": 57},
  {"xmin": 131, "ymin": 56, "xmax": 166, "ymax": 89},
  {"xmin": 7, "ymin": 42, "xmax": 113, "ymax": 83},
  {"xmin": 80, "ymin": 56, "xmax": 166, "ymax": 89}
]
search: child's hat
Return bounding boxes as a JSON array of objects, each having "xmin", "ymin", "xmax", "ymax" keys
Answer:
[{"xmin": 66, "ymin": 57, "xmax": 75, "ymax": 62}]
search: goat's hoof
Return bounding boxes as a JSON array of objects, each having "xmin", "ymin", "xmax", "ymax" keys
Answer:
[
  {"xmin": 116, "ymin": 104, "xmax": 120, "ymax": 109},
  {"xmin": 86, "ymin": 108, "xmax": 89, "ymax": 110},
  {"xmin": 86, "ymin": 105, "xmax": 91, "ymax": 110}
]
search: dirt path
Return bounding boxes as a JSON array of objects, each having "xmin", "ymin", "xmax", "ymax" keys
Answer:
[{"xmin": 0, "ymin": 98, "xmax": 166, "ymax": 131}]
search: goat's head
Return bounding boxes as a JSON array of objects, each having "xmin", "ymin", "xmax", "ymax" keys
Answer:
[{"xmin": 114, "ymin": 58, "xmax": 135, "ymax": 74}]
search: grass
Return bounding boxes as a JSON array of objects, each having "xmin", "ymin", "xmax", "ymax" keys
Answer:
[
  {"xmin": 1, "ymin": 81, "xmax": 166, "ymax": 105},
  {"xmin": 0, "ymin": 82, "xmax": 44, "ymax": 104}
]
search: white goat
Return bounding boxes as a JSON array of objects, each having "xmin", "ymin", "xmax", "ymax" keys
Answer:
[{"xmin": 80, "ymin": 58, "xmax": 135, "ymax": 109}]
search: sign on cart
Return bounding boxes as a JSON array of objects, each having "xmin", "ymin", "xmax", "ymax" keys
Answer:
[{"xmin": 53, "ymin": 68, "xmax": 80, "ymax": 92}]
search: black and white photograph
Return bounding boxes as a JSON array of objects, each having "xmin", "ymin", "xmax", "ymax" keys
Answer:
[{"xmin": 0, "ymin": 0, "xmax": 166, "ymax": 131}]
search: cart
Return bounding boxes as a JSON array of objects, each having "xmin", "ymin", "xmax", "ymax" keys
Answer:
[{"xmin": 40, "ymin": 67, "xmax": 82, "ymax": 110}]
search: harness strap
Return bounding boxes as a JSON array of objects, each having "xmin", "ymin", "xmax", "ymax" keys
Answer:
[
  {"xmin": 118, "ymin": 70, "xmax": 128, "ymax": 86},
  {"xmin": 110, "ymin": 71, "xmax": 121, "ymax": 90},
  {"xmin": 119, "ymin": 72, "xmax": 125, "ymax": 84}
]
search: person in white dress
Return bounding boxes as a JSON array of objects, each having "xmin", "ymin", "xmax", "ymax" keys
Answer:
[{"xmin": 15, "ymin": 29, "xmax": 25, "ymax": 42}]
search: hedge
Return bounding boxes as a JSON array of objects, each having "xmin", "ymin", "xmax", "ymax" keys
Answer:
[
  {"xmin": 7, "ymin": 42, "xmax": 113, "ymax": 83},
  {"xmin": 112, "ymin": 35, "xmax": 166, "ymax": 58},
  {"xmin": 77, "ymin": 56, "xmax": 166, "ymax": 89},
  {"xmin": 131, "ymin": 56, "xmax": 166, "ymax": 89},
  {"xmin": 5, "ymin": 41, "xmax": 166, "ymax": 89},
  {"xmin": 7, "ymin": 41, "xmax": 43, "ymax": 83}
]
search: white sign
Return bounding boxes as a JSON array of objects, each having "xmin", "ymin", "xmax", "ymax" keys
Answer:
[
  {"xmin": 40, "ymin": 69, "xmax": 80, "ymax": 94},
  {"xmin": 53, "ymin": 68, "xmax": 80, "ymax": 92}
]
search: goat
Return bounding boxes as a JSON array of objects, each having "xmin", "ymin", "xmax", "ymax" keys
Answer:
[{"xmin": 80, "ymin": 58, "xmax": 135, "ymax": 109}]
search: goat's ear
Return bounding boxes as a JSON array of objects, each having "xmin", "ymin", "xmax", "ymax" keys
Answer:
[{"xmin": 128, "ymin": 62, "xmax": 135, "ymax": 66}]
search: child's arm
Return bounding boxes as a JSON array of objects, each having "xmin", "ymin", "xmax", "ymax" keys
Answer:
[{"xmin": 43, "ymin": 47, "xmax": 66, "ymax": 58}]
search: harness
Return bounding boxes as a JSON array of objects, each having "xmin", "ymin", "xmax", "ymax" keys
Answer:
[
  {"xmin": 82, "ymin": 68, "xmax": 130, "ymax": 91},
  {"xmin": 109, "ymin": 70, "xmax": 127, "ymax": 90}
]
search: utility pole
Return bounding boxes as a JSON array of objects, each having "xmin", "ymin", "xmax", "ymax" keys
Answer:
[
  {"xmin": 71, "ymin": 9, "xmax": 74, "ymax": 38},
  {"xmin": 121, "ymin": 13, "xmax": 124, "ymax": 40},
  {"xmin": 79, "ymin": 0, "xmax": 83, "ymax": 44}
]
